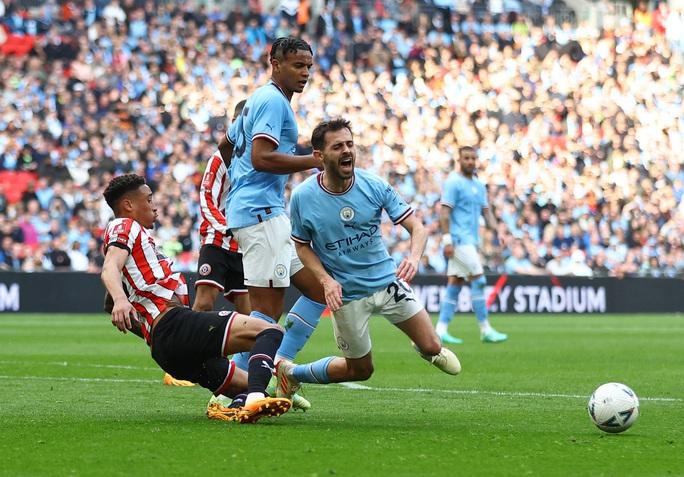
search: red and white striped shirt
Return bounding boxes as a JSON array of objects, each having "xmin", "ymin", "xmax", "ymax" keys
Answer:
[
  {"xmin": 199, "ymin": 151, "xmax": 239, "ymax": 252},
  {"xmin": 103, "ymin": 218, "xmax": 189, "ymax": 345}
]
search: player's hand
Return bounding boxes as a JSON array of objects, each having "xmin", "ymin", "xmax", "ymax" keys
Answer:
[
  {"xmin": 396, "ymin": 257, "xmax": 419, "ymax": 283},
  {"xmin": 443, "ymin": 244, "xmax": 454, "ymax": 258},
  {"xmin": 111, "ymin": 298, "xmax": 137, "ymax": 333},
  {"xmin": 321, "ymin": 276, "xmax": 343, "ymax": 312}
]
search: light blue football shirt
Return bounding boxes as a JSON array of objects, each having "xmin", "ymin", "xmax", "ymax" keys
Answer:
[
  {"xmin": 441, "ymin": 172, "xmax": 488, "ymax": 246},
  {"xmin": 290, "ymin": 169, "xmax": 414, "ymax": 301},
  {"xmin": 225, "ymin": 81, "xmax": 299, "ymax": 229}
]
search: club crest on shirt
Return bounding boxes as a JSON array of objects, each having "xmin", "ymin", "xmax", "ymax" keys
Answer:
[
  {"xmin": 340, "ymin": 206, "xmax": 355, "ymax": 222},
  {"xmin": 274, "ymin": 264, "xmax": 287, "ymax": 279},
  {"xmin": 199, "ymin": 263, "xmax": 212, "ymax": 276}
]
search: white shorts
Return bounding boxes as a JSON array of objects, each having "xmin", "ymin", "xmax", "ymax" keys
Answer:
[
  {"xmin": 331, "ymin": 280, "xmax": 424, "ymax": 359},
  {"xmin": 232, "ymin": 214, "xmax": 304, "ymax": 288},
  {"xmin": 447, "ymin": 244, "xmax": 484, "ymax": 278}
]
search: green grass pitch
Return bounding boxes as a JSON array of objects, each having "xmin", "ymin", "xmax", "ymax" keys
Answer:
[{"xmin": 1, "ymin": 313, "xmax": 683, "ymax": 477}]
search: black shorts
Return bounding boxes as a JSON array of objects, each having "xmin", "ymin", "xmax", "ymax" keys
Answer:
[
  {"xmin": 150, "ymin": 307, "xmax": 238, "ymax": 394},
  {"xmin": 196, "ymin": 245, "xmax": 247, "ymax": 300}
]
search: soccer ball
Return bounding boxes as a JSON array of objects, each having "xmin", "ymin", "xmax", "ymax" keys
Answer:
[{"xmin": 587, "ymin": 383, "xmax": 640, "ymax": 433}]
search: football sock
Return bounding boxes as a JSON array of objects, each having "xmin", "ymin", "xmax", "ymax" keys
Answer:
[
  {"xmin": 277, "ymin": 296, "xmax": 326, "ymax": 362},
  {"xmin": 436, "ymin": 284, "xmax": 461, "ymax": 334},
  {"xmin": 471, "ymin": 276, "xmax": 491, "ymax": 332},
  {"xmin": 228, "ymin": 393, "xmax": 246, "ymax": 408},
  {"xmin": 291, "ymin": 356, "xmax": 335, "ymax": 384},
  {"xmin": 232, "ymin": 311, "xmax": 277, "ymax": 371},
  {"xmin": 246, "ymin": 328, "xmax": 283, "ymax": 399}
]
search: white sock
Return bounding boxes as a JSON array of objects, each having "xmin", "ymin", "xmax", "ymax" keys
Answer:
[
  {"xmin": 245, "ymin": 392, "xmax": 265, "ymax": 405},
  {"xmin": 479, "ymin": 320, "xmax": 492, "ymax": 333},
  {"xmin": 435, "ymin": 322, "xmax": 448, "ymax": 335}
]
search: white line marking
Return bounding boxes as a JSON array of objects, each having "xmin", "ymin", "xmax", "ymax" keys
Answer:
[
  {"xmin": 339, "ymin": 382, "xmax": 372, "ymax": 390},
  {"xmin": 338, "ymin": 382, "xmax": 681, "ymax": 402},
  {"xmin": 0, "ymin": 360, "xmax": 159, "ymax": 371},
  {"xmin": 0, "ymin": 375, "xmax": 159, "ymax": 384},
  {"xmin": 0, "ymin": 371, "xmax": 680, "ymax": 403}
]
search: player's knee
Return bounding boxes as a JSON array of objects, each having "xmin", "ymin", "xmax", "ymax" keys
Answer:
[
  {"xmin": 471, "ymin": 275, "xmax": 486, "ymax": 293},
  {"xmin": 348, "ymin": 362, "xmax": 374, "ymax": 381},
  {"xmin": 256, "ymin": 324, "xmax": 285, "ymax": 344},
  {"xmin": 192, "ymin": 299, "xmax": 213, "ymax": 312}
]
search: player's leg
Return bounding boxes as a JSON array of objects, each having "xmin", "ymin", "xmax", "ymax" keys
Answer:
[
  {"xmin": 436, "ymin": 271, "xmax": 466, "ymax": 344},
  {"xmin": 275, "ymin": 295, "xmax": 378, "ymax": 398},
  {"xmin": 383, "ymin": 280, "xmax": 461, "ymax": 375},
  {"xmin": 280, "ymin": 259, "xmax": 327, "ymax": 363},
  {"xmin": 224, "ymin": 314, "xmax": 292, "ymax": 423},
  {"xmin": 470, "ymin": 273, "xmax": 507, "ymax": 343},
  {"xmin": 193, "ymin": 285, "xmax": 220, "ymax": 312},
  {"xmin": 230, "ymin": 218, "xmax": 289, "ymax": 371},
  {"xmin": 165, "ymin": 245, "xmax": 226, "ymax": 386},
  {"xmin": 222, "ymin": 250, "xmax": 251, "ymax": 315},
  {"xmin": 193, "ymin": 245, "xmax": 228, "ymax": 312}
]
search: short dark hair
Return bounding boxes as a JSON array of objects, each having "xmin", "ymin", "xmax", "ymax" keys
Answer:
[
  {"xmin": 459, "ymin": 146, "xmax": 476, "ymax": 155},
  {"xmin": 103, "ymin": 174, "xmax": 146, "ymax": 211},
  {"xmin": 233, "ymin": 99, "xmax": 246, "ymax": 119},
  {"xmin": 270, "ymin": 36, "xmax": 312, "ymax": 61},
  {"xmin": 311, "ymin": 118, "xmax": 353, "ymax": 150}
]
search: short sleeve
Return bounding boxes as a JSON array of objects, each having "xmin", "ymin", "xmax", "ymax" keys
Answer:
[
  {"xmin": 378, "ymin": 179, "xmax": 413, "ymax": 225},
  {"xmin": 226, "ymin": 119, "xmax": 238, "ymax": 144},
  {"xmin": 441, "ymin": 178, "xmax": 457, "ymax": 208},
  {"xmin": 289, "ymin": 190, "xmax": 312, "ymax": 244},
  {"xmin": 481, "ymin": 182, "xmax": 489, "ymax": 209},
  {"xmin": 251, "ymin": 92, "xmax": 287, "ymax": 147},
  {"xmin": 104, "ymin": 218, "xmax": 139, "ymax": 254}
]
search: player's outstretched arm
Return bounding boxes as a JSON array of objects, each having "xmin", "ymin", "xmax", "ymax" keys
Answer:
[
  {"xmin": 294, "ymin": 242, "xmax": 343, "ymax": 311},
  {"xmin": 251, "ymin": 138, "xmax": 322, "ymax": 174},
  {"xmin": 396, "ymin": 214, "xmax": 428, "ymax": 283},
  {"xmin": 101, "ymin": 247, "xmax": 138, "ymax": 333}
]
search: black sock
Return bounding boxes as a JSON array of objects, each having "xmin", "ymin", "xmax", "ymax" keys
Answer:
[
  {"xmin": 228, "ymin": 393, "xmax": 246, "ymax": 408},
  {"xmin": 246, "ymin": 328, "xmax": 283, "ymax": 395}
]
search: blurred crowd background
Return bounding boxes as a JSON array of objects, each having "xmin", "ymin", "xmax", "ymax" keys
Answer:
[{"xmin": 1, "ymin": 0, "xmax": 684, "ymax": 278}]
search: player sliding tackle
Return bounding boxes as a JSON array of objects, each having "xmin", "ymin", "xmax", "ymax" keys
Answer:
[
  {"xmin": 275, "ymin": 119, "xmax": 460, "ymax": 397},
  {"xmin": 100, "ymin": 174, "xmax": 290, "ymax": 423}
]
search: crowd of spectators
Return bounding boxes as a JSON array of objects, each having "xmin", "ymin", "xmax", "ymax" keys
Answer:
[{"xmin": 1, "ymin": 0, "xmax": 684, "ymax": 279}]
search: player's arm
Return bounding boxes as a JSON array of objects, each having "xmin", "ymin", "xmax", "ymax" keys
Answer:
[
  {"xmin": 199, "ymin": 159, "xmax": 228, "ymax": 233},
  {"xmin": 439, "ymin": 203, "xmax": 454, "ymax": 257},
  {"xmin": 217, "ymin": 135, "xmax": 234, "ymax": 168},
  {"xmin": 483, "ymin": 206, "xmax": 497, "ymax": 232},
  {"xmin": 294, "ymin": 242, "xmax": 343, "ymax": 311},
  {"xmin": 101, "ymin": 246, "xmax": 138, "ymax": 334},
  {"xmin": 251, "ymin": 138, "xmax": 322, "ymax": 174},
  {"xmin": 396, "ymin": 214, "xmax": 428, "ymax": 283},
  {"xmin": 103, "ymin": 291, "xmax": 144, "ymax": 338}
]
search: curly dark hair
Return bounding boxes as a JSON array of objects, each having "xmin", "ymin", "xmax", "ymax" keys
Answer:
[
  {"xmin": 311, "ymin": 118, "xmax": 353, "ymax": 150},
  {"xmin": 103, "ymin": 174, "xmax": 146, "ymax": 211},
  {"xmin": 269, "ymin": 36, "xmax": 312, "ymax": 61}
]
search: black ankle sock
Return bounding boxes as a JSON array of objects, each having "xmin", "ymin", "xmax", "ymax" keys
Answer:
[{"xmin": 228, "ymin": 393, "xmax": 246, "ymax": 408}]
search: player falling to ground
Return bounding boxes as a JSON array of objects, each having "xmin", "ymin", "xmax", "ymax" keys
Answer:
[
  {"xmin": 224, "ymin": 37, "xmax": 328, "ymax": 393},
  {"xmin": 435, "ymin": 146, "xmax": 507, "ymax": 344},
  {"xmin": 194, "ymin": 99, "xmax": 250, "ymax": 315},
  {"xmin": 100, "ymin": 174, "xmax": 291, "ymax": 423},
  {"xmin": 275, "ymin": 118, "xmax": 460, "ymax": 396}
]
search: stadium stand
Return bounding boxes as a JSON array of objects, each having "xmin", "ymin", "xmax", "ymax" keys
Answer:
[{"xmin": 1, "ymin": 0, "xmax": 683, "ymax": 279}]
